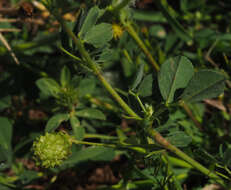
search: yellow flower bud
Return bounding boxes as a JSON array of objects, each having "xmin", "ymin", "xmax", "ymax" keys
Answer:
[{"xmin": 112, "ymin": 23, "xmax": 124, "ymax": 39}]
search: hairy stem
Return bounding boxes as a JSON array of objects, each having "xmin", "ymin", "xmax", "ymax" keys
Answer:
[
  {"xmin": 147, "ymin": 127, "xmax": 225, "ymax": 186},
  {"xmin": 56, "ymin": 14, "xmax": 141, "ymax": 121}
]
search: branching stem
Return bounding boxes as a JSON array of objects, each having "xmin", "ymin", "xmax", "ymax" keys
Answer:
[
  {"xmin": 56, "ymin": 13, "xmax": 141, "ymax": 121},
  {"xmin": 55, "ymin": 12, "xmax": 226, "ymax": 188}
]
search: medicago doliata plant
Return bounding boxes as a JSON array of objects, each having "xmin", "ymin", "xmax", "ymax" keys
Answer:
[{"xmin": 1, "ymin": 0, "xmax": 231, "ymax": 190}]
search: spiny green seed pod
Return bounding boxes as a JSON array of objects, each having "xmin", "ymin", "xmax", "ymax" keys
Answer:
[{"xmin": 32, "ymin": 132, "xmax": 72, "ymax": 168}]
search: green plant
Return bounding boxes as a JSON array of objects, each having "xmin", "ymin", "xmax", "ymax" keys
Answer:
[{"xmin": 1, "ymin": 0, "xmax": 231, "ymax": 189}]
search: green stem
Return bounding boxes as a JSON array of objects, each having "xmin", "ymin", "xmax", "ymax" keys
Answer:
[
  {"xmin": 125, "ymin": 22, "xmax": 216, "ymax": 183},
  {"xmin": 59, "ymin": 46, "xmax": 93, "ymax": 72},
  {"xmin": 124, "ymin": 22, "xmax": 160, "ymax": 72},
  {"xmin": 72, "ymin": 139, "xmax": 116, "ymax": 148},
  {"xmin": 71, "ymin": 139, "xmax": 147, "ymax": 154},
  {"xmin": 123, "ymin": 49, "xmax": 133, "ymax": 63},
  {"xmin": 108, "ymin": 0, "xmax": 132, "ymax": 13},
  {"xmin": 59, "ymin": 46, "xmax": 82, "ymax": 62},
  {"xmin": 147, "ymin": 127, "xmax": 225, "ymax": 186},
  {"xmin": 97, "ymin": 73, "xmax": 141, "ymax": 120},
  {"xmin": 125, "ymin": 21, "xmax": 201, "ymax": 130},
  {"xmin": 129, "ymin": 90, "xmax": 146, "ymax": 113},
  {"xmin": 56, "ymin": 14, "xmax": 142, "ymax": 121},
  {"xmin": 87, "ymin": 95, "xmax": 120, "ymax": 112},
  {"xmin": 84, "ymin": 133, "xmax": 118, "ymax": 140}
]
